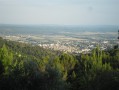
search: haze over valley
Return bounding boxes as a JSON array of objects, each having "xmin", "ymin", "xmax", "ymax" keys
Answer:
[{"xmin": 0, "ymin": 25, "xmax": 118, "ymax": 53}]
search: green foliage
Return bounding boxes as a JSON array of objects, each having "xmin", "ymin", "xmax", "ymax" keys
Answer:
[
  {"xmin": 0, "ymin": 37, "xmax": 119, "ymax": 90},
  {"xmin": 70, "ymin": 47, "xmax": 119, "ymax": 90},
  {"xmin": 60, "ymin": 53, "xmax": 77, "ymax": 72},
  {"xmin": 0, "ymin": 44, "xmax": 13, "ymax": 75}
]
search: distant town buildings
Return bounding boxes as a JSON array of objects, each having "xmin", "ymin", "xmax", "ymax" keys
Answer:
[{"xmin": 2, "ymin": 32, "xmax": 118, "ymax": 54}]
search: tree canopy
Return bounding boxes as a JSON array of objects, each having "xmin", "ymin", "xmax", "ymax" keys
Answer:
[{"xmin": 0, "ymin": 37, "xmax": 119, "ymax": 90}]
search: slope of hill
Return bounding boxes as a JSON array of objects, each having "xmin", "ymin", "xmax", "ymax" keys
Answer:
[{"xmin": 0, "ymin": 37, "xmax": 119, "ymax": 90}]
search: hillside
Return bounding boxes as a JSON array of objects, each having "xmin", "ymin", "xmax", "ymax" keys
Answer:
[{"xmin": 0, "ymin": 37, "xmax": 119, "ymax": 90}]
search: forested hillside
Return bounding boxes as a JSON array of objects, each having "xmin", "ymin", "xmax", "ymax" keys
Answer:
[{"xmin": 0, "ymin": 37, "xmax": 119, "ymax": 90}]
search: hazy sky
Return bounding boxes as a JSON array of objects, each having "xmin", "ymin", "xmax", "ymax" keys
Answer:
[{"xmin": 0, "ymin": 0, "xmax": 119, "ymax": 25}]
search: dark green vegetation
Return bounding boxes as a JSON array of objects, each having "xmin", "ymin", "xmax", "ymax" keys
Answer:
[{"xmin": 0, "ymin": 37, "xmax": 119, "ymax": 90}]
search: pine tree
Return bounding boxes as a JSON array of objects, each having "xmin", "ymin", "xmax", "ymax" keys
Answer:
[{"xmin": 0, "ymin": 45, "xmax": 13, "ymax": 75}]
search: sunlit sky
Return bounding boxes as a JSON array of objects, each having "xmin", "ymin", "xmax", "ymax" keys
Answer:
[{"xmin": 0, "ymin": 0, "xmax": 119, "ymax": 25}]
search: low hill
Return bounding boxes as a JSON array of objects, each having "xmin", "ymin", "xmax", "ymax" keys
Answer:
[{"xmin": 0, "ymin": 37, "xmax": 119, "ymax": 90}]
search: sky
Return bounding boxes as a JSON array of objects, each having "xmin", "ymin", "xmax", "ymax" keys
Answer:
[{"xmin": 0, "ymin": 0, "xmax": 119, "ymax": 25}]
